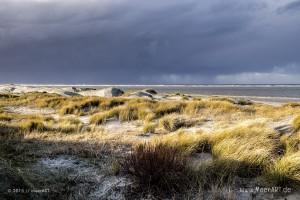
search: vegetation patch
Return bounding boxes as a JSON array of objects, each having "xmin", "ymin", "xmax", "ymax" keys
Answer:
[
  {"xmin": 122, "ymin": 142, "xmax": 192, "ymax": 192},
  {"xmin": 281, "ymin": 132, "xmax": 300, "ymax": 154},
  {"xmin": 143, "ymin": 122, "xmax": 156, "ymax": 134},
  {"xmin": 159, "ymin": 114, "xmax": 198, "ymax": 132},
  {"xmin": 158, "ymin": 131, "xmax": 212, "ymax": 155},
  {"xmin": 292, "ymin": 115, "xmax": 300, "ymax": 131},
  {"xmin": 211, "ymin": 123, "xmax": 280, "ymax": 177},
  {"xmin": 89, "ymin": 107, "xmax": 120, "ymax": 124},
  {"xmin": 266, "ymin": 151, "xmax": 300, "ymax": 186},
  {"xmin": 60, "ymin": 99, "xmax": 101, "ymax": 115},
  {"xmin": 154, "ymin": 102, "xmax": 186, "ymax": 118}
]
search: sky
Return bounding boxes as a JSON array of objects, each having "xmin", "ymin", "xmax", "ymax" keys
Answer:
[{"xmin": 0, "ymin": 0, "xmax": 300, "ymax": 84}]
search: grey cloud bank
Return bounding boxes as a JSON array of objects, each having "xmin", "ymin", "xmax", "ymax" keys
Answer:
[{"xmin": 0, "ymin": 0, "xmax": 300, "ymax": 84}]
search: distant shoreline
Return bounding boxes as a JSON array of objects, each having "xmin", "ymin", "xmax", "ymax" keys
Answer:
[{"xmin": 1, "ymin": 84, "xmax": 300, "ymax": 104}]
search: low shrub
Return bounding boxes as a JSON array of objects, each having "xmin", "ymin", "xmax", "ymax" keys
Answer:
[{"xmin": 122, "ymin": 143, "xmax": 191, "ymax": 192}]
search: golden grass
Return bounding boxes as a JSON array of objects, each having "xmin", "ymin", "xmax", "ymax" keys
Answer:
[
  {"xmin": 292, "ymin": 115, "xmax": 300, "ymax": 131},
  {"xmin": 254, "ymin": 104, "xmax": 300, "ymax": 120},
  {"xmin": 2, "ymin": 92, "xmax": 300, "ymax": 195},
  {"xmin": 267, "ymin": 151, "xmax": 300, "ymax": 186},
  {"xmin": 211, "ymin": 123, "xmax": 281, "ymax": 177},
  {"xmin": 89, "ymin": 107, "xmax": 120, "ymax": 124},
  {"xmin": 59, "ymin": 98, "xmax": 100, "ymax": 115},
  {"xmin": 184, "ymin": 101, "xmax": 205, "ymax": 115},
  {"xmin": 0, "ymin": 112, "xmax": 15, "ymax": 121},
  {"xmin": 155, "ymin": 131, "xmax": 211, "ymax": 155},
  {"xmin": 154, "ymin": 101, "xmax": 186, "ymax": 117},
  {"xmin": 158, "ymin": 114, "xmax": 200, "ymax": 132},
  {"xmin": 89, "ymin": 100, "xmax": 154, "ymax": 124},
  {"xmin": 118, "ymin": 105, "xmax": 139, "ymax": 121},
  {"xmin": 0, "ymin": 111, "xmax": 54, "ymax": 123},
  {"xmin": 281, "ymin": 132, "xmax": 300, "ymax": 154},
  {"xmin": 143, "ymin": 122, "xmax": 156, "ymax": 133}
]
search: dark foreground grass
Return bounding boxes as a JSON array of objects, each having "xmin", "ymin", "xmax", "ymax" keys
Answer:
[{"xmin": 122, "ymin": 142, "xmax": 193, "ymax": 192}]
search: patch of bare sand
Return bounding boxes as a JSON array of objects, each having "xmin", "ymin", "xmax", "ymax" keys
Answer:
[{"xmin": 3, "ymin": 106, "xmax": 55, "ymax": 115}]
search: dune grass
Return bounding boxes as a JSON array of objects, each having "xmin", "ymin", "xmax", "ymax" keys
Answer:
[
  {"xmin": 156, "ymin": 131, "xmax": 211, "ymax": 155},
  {"xmin": 211, "ymin": 123, "xmax": 281, "ymax": 177},
  {"xmin": 122, "ymin": 142, "xmax": 192, "ymax": 192},
  {"xmin": 267, "ymin": 151, "xmax": 300, "ymax": 186},
  {"xmin": 59, "ymin": 99, "xmax": 101, "ymax": 115},
  {"xmin": 143, "ymin": 122, "xmax": 156, "ymax": 134},
  {"xmin": 89, "ymin": 107, "xmax": 121, "ymax": 124},
  {"xmin": 159, "ymin": 114, "xmax": 199, "ymax": 132},
  {"xmin": 292, "ymin": 115, "xmax": 300, "ymax": 131},
  {"xmin": 2, "ymin": 92, "xmax": 300, "ymax": 198},
  {"xmin": 154, "ymin": 101, "xmax": 186, "ymax": 118},
  {"xmin": 281, "ymin": 132, "xmax": 300, "ymax": 154}
]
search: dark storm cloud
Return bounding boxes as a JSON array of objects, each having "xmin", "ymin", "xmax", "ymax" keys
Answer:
[
  {"xmin": 277, "ymin": 0, "xmax": 300, "ymax": 13},
  {"xmin": 0, "ymin": 0, "xmax": 300, "ymax": 84}
]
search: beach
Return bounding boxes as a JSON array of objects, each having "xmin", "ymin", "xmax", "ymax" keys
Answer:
[{"xmin": 0, "ymin": 85, "xmax": 300, "ymax": 199}]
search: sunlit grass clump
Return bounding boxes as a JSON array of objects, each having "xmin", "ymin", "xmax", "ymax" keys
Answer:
[
  {"xmin": 292, "ymin": 115, "xmax": 300, "ymax": 131},
  {"xmin": 211, "ymin": 123, "xmax": 281, "ymax": 177},
  {"xmin": 154, "ymin": 101, "xmax": 186, "ymax": 117},
  {"xmin": 143, "ymin": 122, "xmax": 156, "ymax": 134},
  {"xmin": 281, "ymin": 132, "xmax": 300, "ymax": 154},
  {"xmin": 159, "ymin": 114, "xmax": 198, "ymax": 132},
  {"xmin": 267, "ymin": 151, "xmax": 300, "ymax": 186},
  {"xmin": 157, "ymin": 131, "xmax": 211, "ymax": 154}
]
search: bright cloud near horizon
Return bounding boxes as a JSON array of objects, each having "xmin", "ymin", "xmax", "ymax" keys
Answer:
[{"xmin": 0, "ymin": 0, "xmax": 300, "ymax": 84}]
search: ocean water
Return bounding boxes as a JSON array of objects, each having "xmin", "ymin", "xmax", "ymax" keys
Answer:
[
  {"xmin": 25, "ymin": 84, "xmax": 300, "ymax": 101},
  {"xmin": 92, "ymin": 85, "xmax": 300, "ymax": 99}
]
